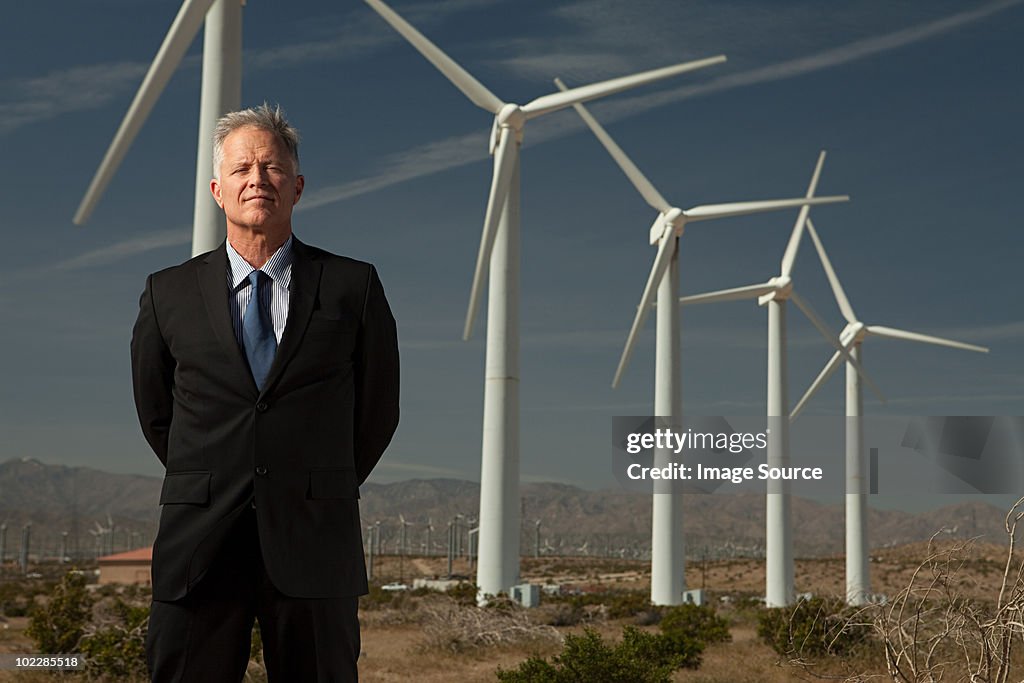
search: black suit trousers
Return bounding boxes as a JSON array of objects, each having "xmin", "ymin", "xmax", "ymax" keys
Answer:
[{"xmin": 146, "ymin": 507, "xmax": 360, "ymax": 682}]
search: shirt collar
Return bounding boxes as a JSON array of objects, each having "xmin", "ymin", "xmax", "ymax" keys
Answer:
[{"xmin": 226, "ymin": 235, "xmax": 294, "ymax": 291}]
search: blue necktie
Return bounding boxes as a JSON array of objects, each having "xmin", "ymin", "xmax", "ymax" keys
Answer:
[{"xmin": 243, "ymin": 270, "xmax": 277, "ymax": 390}]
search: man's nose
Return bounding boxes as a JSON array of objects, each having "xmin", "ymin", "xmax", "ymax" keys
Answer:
[{"xmin": 248, "ymin": 167, "xmax": 271, "ymax": 186}]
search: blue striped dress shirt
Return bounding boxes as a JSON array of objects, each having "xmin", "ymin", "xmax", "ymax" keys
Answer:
[{"xmin": 226, "ymin": 236, "xmax": 293, "ymax": 347}]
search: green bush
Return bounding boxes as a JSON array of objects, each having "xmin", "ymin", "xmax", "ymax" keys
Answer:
[
  {"xmin": 546, "ymin": 589, "xmax": 653, "ymax": 620},
  {"xmin": 757, "ymin": 597, "xmax": 868, "ymax": 657},
  {"xmin": 604, "ymin": 591, "xmax": 653, "ymax": 620},
  {"xmin": 496, "ymin": 626, "xmax": 702, "ymax": 683},
  {"xmin": 26, "ymin": 572, "xmax": 93, "ymax": 653},
  {"xmin": 0, "ymin": 580, "xmax": 51, "ymax": 618},
  {"xmin": 79, "ymin": 597, "xmax": 149, "ymax": 679},
  {"xmin": 445, "ymin": 581, "xmax": 478, "ymax": 606},
  {"xmin": 660, "ymin": 604, "xmax": 732, "ymax": 645}
]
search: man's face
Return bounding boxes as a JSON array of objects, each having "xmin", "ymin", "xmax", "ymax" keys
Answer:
[{"xmin": 211, "ymin": 126, "xmax": 304, "ymax": 236}]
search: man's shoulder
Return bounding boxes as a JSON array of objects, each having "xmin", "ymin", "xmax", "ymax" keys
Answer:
[
  {"xmin": 146, "ymin": 248, "xmax": 216, "ymax": 288},
  {"xmin": 298, "ymin": 241, "xmax": 373, "ymax": 273}
]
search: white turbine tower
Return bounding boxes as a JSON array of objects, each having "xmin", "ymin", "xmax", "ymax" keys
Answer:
[
  {"xmin": 790, "ymin": 218, "xmax": 989, "ymax": 605},
  {"xmin": 365, "ymin": 0, "xmax": 728, "ymax": 603},
  {"xmin": 74, "ymin": 0, "xmax": 242, "ymax": 256},
  {"xmin": 553, "ymin": 85, "xmax": 850, "ymax": 606},
  {"xmin": 678, "ymin": 151, "xmax": 874, "ymax": 607}
]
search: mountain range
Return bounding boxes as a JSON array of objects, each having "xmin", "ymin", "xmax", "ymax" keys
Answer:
[{"xmin": 0, "ymin": 457, "xmax": 1008, "ymax": 562}]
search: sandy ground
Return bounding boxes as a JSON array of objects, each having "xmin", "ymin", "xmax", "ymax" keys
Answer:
[{"xmin": 1, "ymin": 544, "xmax": 1017, "ymax": 682}]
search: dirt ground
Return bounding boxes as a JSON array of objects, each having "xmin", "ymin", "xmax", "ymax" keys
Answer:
[{"xmin": 0, "ymin": 544, "xmax": 1018, "ymax": 682}]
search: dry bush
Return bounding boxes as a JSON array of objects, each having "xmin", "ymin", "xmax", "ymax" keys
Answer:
[
  {"xmin": 417, "ymin": 596, "xmax": 562, "ymax": 654},
  {"xmin": 870, "ymin": 496, "xmax": 1024, "ymax": 683}
]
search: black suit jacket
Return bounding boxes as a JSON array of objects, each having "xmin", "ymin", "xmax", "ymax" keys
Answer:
[{"xmin": 131, "ymin": 237, "xmax": 399, "ymax": 602}]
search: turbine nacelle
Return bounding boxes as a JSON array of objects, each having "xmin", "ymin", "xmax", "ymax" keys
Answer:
[
  {"xmin": 649, "ymin": 208, "xmax": 685, "ymax": 244},
  {"xmin": 840, "ymin": 321, "xmax": 867, "ymax": 347},
  {"xmin": 489, "ymin": 104, "xmax": 526, "ymax": 153},
  {"xmin": 757, "ymin": 275, "xmax": 793, "ymax": 305}
]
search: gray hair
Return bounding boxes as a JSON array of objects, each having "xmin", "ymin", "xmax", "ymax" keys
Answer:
[{"xmin": 212, "ymin": 103, "xmax": 300, "ymax": 179}]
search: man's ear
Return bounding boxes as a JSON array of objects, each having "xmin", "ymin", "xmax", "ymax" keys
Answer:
[
  {"xmin": 293, "ymin": 175, "xmax": 304, "ymax": 205},
  {"xmin": 210, "ymin": 178, "xmax": 223, "ymax": 208}
]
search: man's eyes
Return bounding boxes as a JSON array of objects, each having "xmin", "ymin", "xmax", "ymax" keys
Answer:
[{"xmin": 230, "ymin": 163, "xmax": 286, "ymax": 174}]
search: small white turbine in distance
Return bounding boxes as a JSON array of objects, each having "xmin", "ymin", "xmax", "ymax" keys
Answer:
[
  {"xmin": 365, "ymin": 0, "xmax": 728, "ymax": 604},
  {"xmin": 553, "ymin": 80, "xmax": 849, "ymax": 606},
  {"xmin": 790, "ymin": 217, "xmax": 989, "ymax": 605},
  {"xmin": 74, "ymin": 0, "xmax": 242, "ymax": 256},
  {"xmin": 677, "ymin": 151, "xmax": 872, "ymax": 607}
]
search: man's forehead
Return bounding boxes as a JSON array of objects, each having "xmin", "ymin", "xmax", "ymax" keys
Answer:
[{"xmin": 223, "ymin": 127, "xmax": 287, "ymax": 157}]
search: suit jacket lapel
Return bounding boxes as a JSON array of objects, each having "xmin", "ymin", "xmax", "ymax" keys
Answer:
[
  {"xmin": 197, "ymin": 244, "xmax": 257, "ymax": 394},
  {"xmin": 260, "ymin": 236, "xmax": 322, "ymax": 397}
]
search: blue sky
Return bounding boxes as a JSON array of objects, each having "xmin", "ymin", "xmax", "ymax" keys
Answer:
[{"xmin": 1, "ymin": 0, "xmax": 1021, "ymax": 510}]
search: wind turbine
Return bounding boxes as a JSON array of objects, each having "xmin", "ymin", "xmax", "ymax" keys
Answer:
[
  {"xmin": 678, "ymin": 151, "xmax": 872, "ymax": 607},
  {"xmin": 789, "ymin": 218, "xmax": 989, "ymax": 605},
  {"xmin": 74, "ymin": 0, "xmax": 242, "ymax": 257},
  {"xmin": 364, "ymin": 0, "xmax": 727, "ymax": 603},
  {"xmin": 554, "ymin": 83, "xmax": 849, "ymax": 606}
]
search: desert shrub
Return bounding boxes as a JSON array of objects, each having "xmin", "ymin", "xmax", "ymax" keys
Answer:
[
  {"xmin": 496, "ymin": 626, "xmax": 701, "ymax": 683},
  {"xmin": 445, "ymin": 581, "xmax": 478, "ymax": 606},
  {"xmin": 547, "ymin": 589, "xmax": 652, "ymax": 620},
  {"xmin": 359, "ymin": 584, "xmax": 398, "ymax": 610},
  {"xmin": 360, "ymin": 584, "xmax": 420, "ymax": 613},
  {"xmin": 419, "ymin": 596, "xmax": 560, "ymax": 654},
  {"xmin": 79, "ymin": 597, "xmax": 149, "ymax": 679},
  {"xmin": 605, "ymin": 591, "xmax": 653, "ymax": 619},
  {"xmin": 26, "ymin": 571, "xmax": 93, "ymax": 653},
  {"xmin": 0, "ymin": 580, "xmax": 51, "ymax": 617},
  {"xmin": 537, "ymin": 601, "xmax": 586, "ymax": 627},
  {"xmin": 660, "ymin": 603, "xmax": 732, "ymax": 645},
  {"xmin": 758, "ymin": 597, "xmax": 868, "ymax": 657}
]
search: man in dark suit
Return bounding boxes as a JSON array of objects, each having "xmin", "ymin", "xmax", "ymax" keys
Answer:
[{"xmin": 131, "ymin": 104, "xmax": 399, "ymax": 682}]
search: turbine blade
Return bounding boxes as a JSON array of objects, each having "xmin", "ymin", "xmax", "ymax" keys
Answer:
[
  {"xmin": 522, "ymin": 55, "xmax": 726, "ymax": 119},
  {"xmin": 780, "ymin": 150, "xmax": 828, "ymax": 278},
  {"xmin": 678, "ymin": 281, "xmax": 775, "ymax": 306},
  {"xmin": 805, "ymin": 217, "xmax": 857, "ymax": 324},
  {"xmin": 364, "ymin": 0, "xmax": 504, "ymax": 114},
  {"xmin": 74, "ymin": 0, "xmax": 216, "ymax": 225},
  {"xmin": 682, "ymin": 195, "xmax": 848, "ymax": 222},
  {"xmin": 790, "ymin": 290, "xmax": 886, "ymax": 403},
  {"xmin": 612, "ymin": 216, "xmax": 673, "ymax": 388},
  {"xmin": 553, "ymin": 77, "xmax": 670, "ymax": 213},
  {"xmin": 865, "ymin": 325, "xmax": 990, "ymax": 353},
  {"xmin": 790, "ymin": 349, "xmax": 844, "ymax": 421},
  {"xmin": 463, "ymin": 126, "xmax": 516, "ymax": 340}
]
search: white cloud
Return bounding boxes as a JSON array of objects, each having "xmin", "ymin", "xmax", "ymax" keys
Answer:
[
  {"xmin": 305, "ymin": 0, "xmax": 1022, "ymax": 208},
  {"xmin": 51, "ymin": 229, "xmax": 190, "ymax": 272},
  {"xmin": 299, "ymin": 131, "xmax": 487, "ymax": 210},
  {"xmin": 931, "ymin": 320, "xmax": 1024, "ymax": 343},
  {"xmin": 0, "ymin": 62, "xmax": 148, "ymax": 135},
  {"xmin": 0, "ymin": 0, "xmax": 498, "ymax": 136}
]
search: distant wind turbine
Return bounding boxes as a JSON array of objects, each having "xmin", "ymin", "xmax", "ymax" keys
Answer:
[
  {"xmin": 555, "ymin": 83, "xmax": 849, "ymax": 606},
  {"xmin": 74, "ymin": 0, "xmax": 242, "ymax": 256},
  {"xmin": 365, "ymin": 0, "xmax": 727, "ymax": 603},
  {"xmin": 790, "ymin": 217, "xmax": 988, "ymax": 605},
  {"xmin": 679, "ymin": 151, "xmax": 867, "ymax": 607}
]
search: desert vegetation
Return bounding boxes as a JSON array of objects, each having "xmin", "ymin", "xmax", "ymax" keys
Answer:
[{"xmin": 3, "ymin": 501, "xmax": 1024, "ymax": 681}]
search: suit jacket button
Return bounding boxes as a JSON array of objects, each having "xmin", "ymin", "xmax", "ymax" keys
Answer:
[
  {"xmin": 255, "ymin": 466, "xmax": 268, "ymax": 476},
  {"xmin": 256, "ymin": 402, "xmax": 269, "ymax": 412}
]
